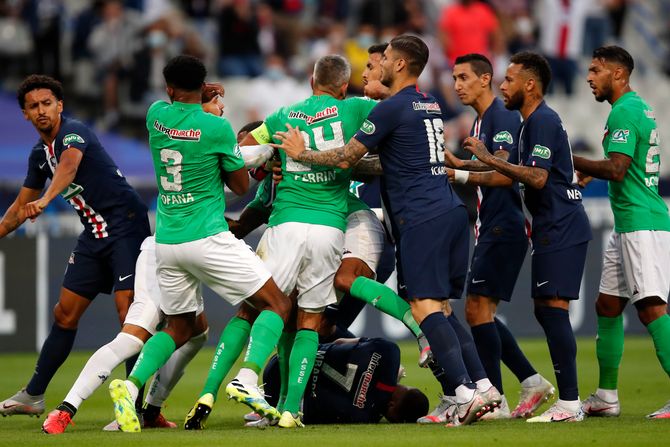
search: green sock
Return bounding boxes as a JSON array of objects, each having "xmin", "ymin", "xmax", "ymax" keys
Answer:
[
  {"xmin": 596, "ymin": 315, "xmax": 625, "ymax": 390},
  {"xmin": 276, "ymin": 331, "xmax": 296, "ymax": 412},
  {"xmin": 129, "ymin": 331, "xmax": 176, "ymax": 389},
  {"xmin": 241, "ymin": 310, "xmax": 284, "ymax": 373},
  {"xmin": 201, "ymin": 317, "xmax": 251, "ymax": 400},
  {"xmin": 351, "ymin": 276, "xmax": 422, "ymax": 338},
  {"xmin": 647, "ymin": 314, "xmax": 670, "ymax": 377},
  {"xmin": 283, "ymin": 329, "xmax": 318, "ymax": 414}
]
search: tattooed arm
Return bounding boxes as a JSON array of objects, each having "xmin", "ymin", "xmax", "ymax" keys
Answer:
[
  {"xmin": 463, "ymin": 136, "xmax": 548, "ymax": 189},
  {"xmin": 352, "ymin": 154, "xmax": 383, "ymax": 176},
  {"xmin": 272, "ymin": 124, "xmax": 369, "ymax": 169}
]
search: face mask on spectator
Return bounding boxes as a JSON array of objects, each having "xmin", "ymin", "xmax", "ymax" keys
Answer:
[{"xmin": 147, "ymin": 30, "xmax": 168, "ymax": 49}]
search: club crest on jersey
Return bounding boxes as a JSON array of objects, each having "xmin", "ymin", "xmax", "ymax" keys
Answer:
[
  {"xmin": 412, "ymin": 102, "xmax": 441, "ymax": 114},
  {"xmin": 154, "ymin": 120, "xmax": 201, "ymax": 141},
  {"xmin": 63, "ymin": 133, "xmax": 85, "ymax": 146},
  {"xmin": 531, "ymin": 144, "xmax": 551, "ymax": 159},
  {"xmin": 360, "ymin": 119, "xmax": 375, "ymax": 135},
  {"xmin": 288, "ymin": 106, "xmax": 339, "ymax": 125},
  {"xmin": 493, "ymin": 131, "xmax": 513, "ymax": 144},
  {"xmin": 611, "ymin": 129, "xmax": 629, "ymax": 143}
]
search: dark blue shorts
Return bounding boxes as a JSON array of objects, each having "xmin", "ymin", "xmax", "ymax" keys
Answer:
[
  {"xmin": 531, "ymin": 242, "xmax": 588, "ymax": 300},
  {"xmin": 63, "ymin": 227, "xmax": 150, "ymax": 300},
  {"xmin": 398, "ymin": 207, "xmax": 469, "ymax": 300},
  {"xmin": 466, "ymin": 240, "xmax": 528, "ymax": 302}
]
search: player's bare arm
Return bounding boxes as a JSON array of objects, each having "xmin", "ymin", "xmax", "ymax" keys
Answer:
[
  {"xmin": 0, "ymin": 187, "xmax": 41, "ymax": 238},
  {"xmin": 273, "ymin": 124, "xmax": 369, "ymax": 169},
  {"xmin": 352, "ymin": 154, "xmax": 383, "ymax": 176},
  {"xmin": 573, "ymin": 152, "xmax": 632, "ymax": 182},
  {"xmin": 225, "ymin": 167, "xmax": 250, "ymax": 196},
  {"xmin": 447, "ymin": 167, "xmax": 513, "ymax": 187},
  {"xmin": 463, "ymin": 136, "xmax": 548, "ymax": 189},
  {"xmin": 24, "ymin": 148, "xmax": 83, "ymax": 219}
]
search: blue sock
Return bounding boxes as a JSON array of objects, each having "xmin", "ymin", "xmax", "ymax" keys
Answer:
[
  {"xmin": 447, "ymin": 314, "xmax": 487, "ymax": 382},
  {"xmin": 26, "ymin": 323, "xmax": 77, "ymax": 396},
  {"xmin": 496, "ymin": 317, "xmax": 537, "ymax": 382},
  {"xmin": 534, "ymin": 306, "xmax": 578, "ymax": 401},
  {"xmin": 471, "ymin": 321, "xmax": 503, "ymax": 393},
  {"xmin": 420, "ymin": 312, "xmax": 473, "ymax": 391},
  {"xmin": 318, "ymin": 325, "xmax": 356, "ymax": 344},
  {"xmin": 427, "ymin": 358, "xmax": 451, "ymax": 395}
]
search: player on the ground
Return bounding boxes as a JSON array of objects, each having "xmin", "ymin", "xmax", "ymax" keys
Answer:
[
  {"xmin": 274, "ymin": 35, "xmax": 500, "ymax": 426},
  {"xmin": 254, "ymin": 338, "xmax": 428, "ymax": 425},
  {"xmin": 451, "ymin": 51, "xmax": 591, "ymax": 422},
  {"xmin": 41, "ymin": 236, "xmax": 209, "ymax": 434},
  {"xmin": 446, "ymin": 53, "xmax": 554, "ymax": 419},
  {"xmin": 0, "ymin": 75, "xmax": 150, "ymax": 417},
  {"xmin": 107, "ymin": 55, "xmax": 291, "ymax": 433},
  {"xmin": 226, "ymin": 54, "xmax": 380, "ymax": 429},
  {"xmin": 573, "ymin": 46, "xmax": 670, "ymax": 420}
]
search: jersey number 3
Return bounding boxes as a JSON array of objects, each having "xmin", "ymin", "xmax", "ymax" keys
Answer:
[{"xmin": 160, "ymin": 149, "xmax": 183, "ymax": 191}]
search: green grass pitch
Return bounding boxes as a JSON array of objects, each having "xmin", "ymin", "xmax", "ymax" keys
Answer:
[{"xmin": 0, "ymin": 337, "xmax": 667, "ymax": 446}]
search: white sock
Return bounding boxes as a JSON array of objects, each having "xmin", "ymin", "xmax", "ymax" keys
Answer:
[
  {"xmin": 521, "ymin": 373, "xmax": 543, "ymax": 388},
  {"xmin": 64, "ymin": 332, "xmax": 143, "ymax": 409},
  {"xmin": 476, "ymin": 378, "xmax": 493, "ymax": 391},
  {"xmin": 557, "ymin": 398, "xmax": 580, "ymax": 412},
  {"xmin": 595, "ymin": 388, "xmax": 618, "ymax": 402},
  {"xmin": 145, "ymin": 329, "xmax": 208, "ymax": 407},
  {"xmin": 236, "ymin": 367, "xmax": 259, "ymax": 386},
  {"xmin": 124, "ymin": 380, "xmax": 139, "ymax": 403},
  {"xmin": 454, "ymin": 384, "xmax": 476, "ymax": 404}
]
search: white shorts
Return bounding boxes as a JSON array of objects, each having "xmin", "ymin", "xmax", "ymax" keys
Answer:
[
  {"xmin": 157, "ymin": 232, "xmax": 271, "ymax": 315},
  {"xmin": 599, "ymin": 230, "xmax": 670, "ymax": 304},
  {"xmin": 343, "ymin": 209, "xmax": 385, "ymax": 274},
  {"xmin": 257, "ymin": 222, "xmax": 343, "ymax": 311}
]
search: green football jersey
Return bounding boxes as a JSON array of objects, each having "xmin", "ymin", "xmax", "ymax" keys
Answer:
[
  {"xmin": 603, "ymin": 92, "xmax": 670, "ymax": 232},
  {"xmin": 147, "ymin": 101, "xmax": 245, "ymax": 244},
  {"xmin": 252, "ymin": 95, "xmax": 376, "ymax": 231}
]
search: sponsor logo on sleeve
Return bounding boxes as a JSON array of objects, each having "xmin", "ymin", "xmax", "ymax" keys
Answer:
[
  {"xmin": 531, "ymin": 144, "xmax": 551, "ymax": 159},
  {"xmin": 493, "ymin": 131, "xmax": 513, "ymax": 144},
  {"xmin": 360, "ymin": 119, "xmax": 376, "ymax": 135},
  {"xmin": 63, "ymin": 133, "xmax": 85, "ymax": 146},
  {"xmin": 611, "ymin": 129, "xmax": 630, "ymax": 143}
]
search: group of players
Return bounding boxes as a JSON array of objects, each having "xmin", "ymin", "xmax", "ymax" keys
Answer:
[{"xmin": 1, "ymin": 33, "xmax": 669, "ymax": 434}]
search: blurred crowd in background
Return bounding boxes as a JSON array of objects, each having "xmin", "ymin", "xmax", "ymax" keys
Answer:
[{"xmin": 1, "ymin": 0, "xmax": 669, "ymax": 186}]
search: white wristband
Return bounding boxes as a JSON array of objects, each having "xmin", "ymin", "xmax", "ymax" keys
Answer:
[{"xmin": 453, "ymin": 169, "xmax": 470, "ymax": 184}]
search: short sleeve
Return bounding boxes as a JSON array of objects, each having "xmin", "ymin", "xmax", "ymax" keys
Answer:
[
  {"xmin": 217, "ymin": 118, "xmax": 245, "ymax": 172},
  {"xmin": 605, "ymin": 107, "xmax": 638, "ymax": 158},
  {"xmin": 60, "ymin": 122, "xmax": 92, "ymax": 154},
  {"xmin": 353, "ymin": 100, "xmax": 400, "ymax": 151},
  {"xmin": 524, "ymin": 120, "xmax": 559, "ymax": 171},
  {"xmin": 490, "ymin": 113, "xmax": 521, "ymax": 155},
  {"xmin": 23, "ymin": 150, "xmax": 47, "ymax": 190},
  {"xmin": 249, "ymin": 122, "xmax": 272, "ymax": 145}
]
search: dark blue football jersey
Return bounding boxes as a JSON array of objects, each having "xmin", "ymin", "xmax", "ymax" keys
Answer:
[
  {"xmin": 515, "ymin": 102, "xmax": 591, "ymax": 253},
  {"xmin": 23, "ymin": 116, "xmax": 148, "ymax": 240},
  {"xmin": 349, "ymin": 176, "xmax": 381, "ymax": 209},
  {"xmin": 471, "ymin": 98, "xmax": 527, "ymax": 243},
  {"xmin": 303, "ymin": 338, "xmax": 400, "ymax": 424},
  {"xmin": 354, "ymin": 86, "xmax": 463, "ymax": 233}
]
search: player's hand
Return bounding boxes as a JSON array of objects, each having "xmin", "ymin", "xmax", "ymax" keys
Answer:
[
  {"xmin": 271, "ymin": 124, "xmax": 305, "ymax": 159},
  {"xmin": 202, "ymin": 95, "xmax": 224, "ymax": 116},
  {"xmin": 576, "ymin": 170, "xmax": 593, "ymax": 188},
  {"xmin": 272, "ymin": 160, "xmax": 283, "ymax": 185},
  {"xmin": 446, "ymin": 167, "xmax": 456, "ymax": 183},
  {"xmin": 462, "ymin": 137, "xmax": 489, "ymax": 161},
  {"xmin": 442, "ymin": 148, "xmax": 464, "ymax": 168},
  {"xmin": 202, "ymin": 82, "xmax": 224, "ymax": 103},
  {"xmin": 364, "ymin": 80, "xmax": 390, "ymax": 100},
  {"xmin": 24, "ymin": 198, "xmax": 48, "ymax": 221}
]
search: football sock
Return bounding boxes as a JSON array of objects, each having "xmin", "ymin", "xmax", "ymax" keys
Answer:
[
  {"xmin": 125, "ymin": 352, "xmax": 145, "ymax": 411},
  {"xmin": 283, "ymin": 329, "xmax": 319, "ymax": 414},
  {"xmin": 427, "ymin": 359, "xmax": 451, "ymax": 395},
  {"xmin": 241, "ymin": 310, "xmax": 284, "ymax": 374},
  {"xmin": 26, "ymin": 323, "xmax": 77, "ymax": 396},
  {"xmin": 447, "ymin": 314, "xmax": 487, "ymax": 382},
  {"xmin": 64, "ymin": 332, "xmax": 143, "ymax": 409},
  {"xmin": 350, "ymin": 277, "xmax": 422, "ymax": 338},
  {"xmin": 330, "ymin": 292, "xmax": 366, "ymax": 329},
  {"xmin": 521, "ymin": 373, "xmax": 543, "ymax": 388},
  {"xmin": 201, "ymin": 317, "xmax": 251, "ymax": 399},
  {"xmin": 419, "ymin": 311, "xmax": 472, "ymax": 393},
  {"xmin": 142, "ymin": 403, "xmax": 161, "ymax": 422},
  {"xmin": 146, "ymin": 329, "xmax": 208, "ymax": 407},
  {"xmin": 319, "ymin": 325, "xmax": 356, "ymax": 344},
  {"xmin": 57, "ymin": 401, "xmax": 78, "ymax": 418},
  {"xmin": 471, "ymin": 322, "xmax": 503, "ymax": 393},
  {"xmin": 476, "ymin": 378, "xmax": 494, "ymax": 391},
  {"xmin": 647, "ymin": 314, "xmax": 670, "ymax": 377},
  {"xmin": 276, "ymin": 331, "xmax": 295, "ymax": 412},
  {"xmin": 534, "ymin": 306, "xmax": 578, "ymax": 401},
  {"xmin": 596, "ymin": 315, "xmax": 624, "ymax": 390},
  {"xmin": 496, "ymin": 317, "xmax": 537, "ymax": 383},
  {"xmin": 595, "ymin": 388, "xmax": 618, "ymax": 402},
  {"xmin": 128, "ymin": 331, "xmax": 176, "ymax": 390}
]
